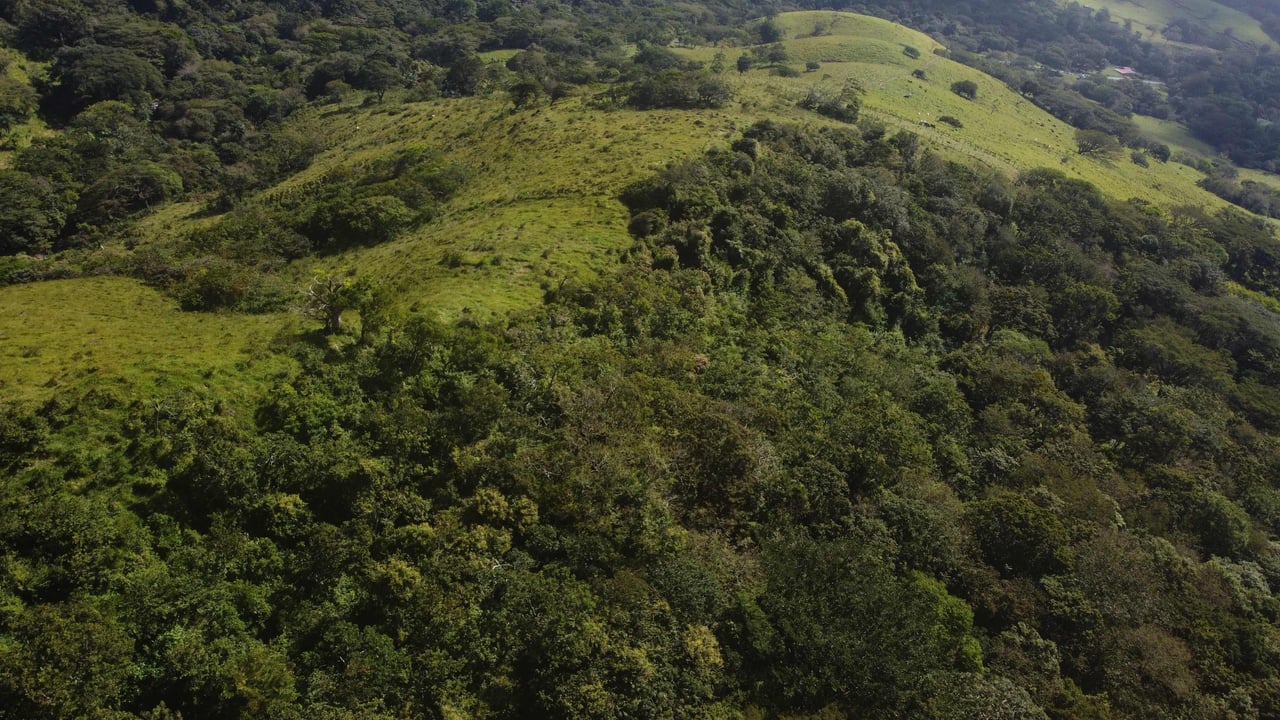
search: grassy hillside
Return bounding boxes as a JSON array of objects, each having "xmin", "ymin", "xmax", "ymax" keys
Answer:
[
  {"xmin": 688, "ymin": 12, "xmax": 1238, "ymax": 208},
  {"xmin": 1132, "ymin": 114, "xmax": 1280, "ymax": 195},
  {"xmin": 286, "ymin": 11, "xmax": 1250, "ymax": 314},
  {"xmin": 1068, "ymin": 0, "xmax": 1271, "ymax": 45},
  {"xmin": 5, "ymin": 10, "xmax": 1277, "ymax": 404},
  {"xmin": 1132, "ymin": 113, "xmax": 1222, "ymax": 157}
]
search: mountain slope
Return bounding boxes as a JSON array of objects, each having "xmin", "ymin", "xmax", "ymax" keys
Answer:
[{"xmin": 2, "ymin": 10, "xmax": 1275, "ymax": 405}]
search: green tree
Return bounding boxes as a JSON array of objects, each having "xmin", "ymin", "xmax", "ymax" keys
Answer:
[
  {"xmin": 756, "ymin": 534, "xmax": 984, "ymax": 714},
  {"xmin": 758, "ymin": 18, "xmax": 784, "ymax": 43},
  {"xmin": 356, "ymin": 58, "xmax": 402, "ymax": 101},
  {"xmin": 0, "ymin": 601, "xmax": 136, "ymax": 717},
  {"xmin": 12, "ymin": 0, "xmax": 91, "ymax": 56},
  {"xmin": 0, "ymin": 170, "xmax": 71, "ymax": 254},
  {"xmin": 0, "ymin": 76, "xmax": 38, "ymax": 132},
  {"xmin": 965, "ymin": 491, "xmax": 1071, "ymax": 577},
  {"xmin": 509, "ymin": 75, "xmax": 544, "ymax": 109},
  {"xmin": 443, "ymin": 54, "xmax": 487, "ymax": 96},
  {"xmin": 48, "ymin": 44, "xmax": 165, "ymax": 116},
  {"xmin": 73, "ymin": 161, "xmax": 183, "ymax": 227},
  {"xmin": 951, "ymin": 79, "xmax": 978, "ymax": 100},
  {"xmin": 304, "ymin": 271, "xmax": 382, "ymax": 334}
]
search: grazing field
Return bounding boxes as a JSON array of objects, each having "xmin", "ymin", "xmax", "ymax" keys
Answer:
[
  {"xmin": 1068, "ymin": 0, "xmax": 1272, "ymax": 45},
  {"xmin": 6, "ymin": 10, "xmax": 1274, "ymax": 402}
]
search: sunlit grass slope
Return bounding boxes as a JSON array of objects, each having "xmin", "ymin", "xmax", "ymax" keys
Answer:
[
  {"xmin": 0, "ymin": 277, "xmax": 295, "ymax": 405},
  {"xmin": 209, "ymin": 95, "xmax": 744, "ymax": 319},
  {"xmin": 0, "ymin": 48, "xmax": 52, "ymax": 166},
  {"xmin": 1132, "ymin": 114, "xmax": 1280, "ymax": 195},
  {"xmin": 684, "ymin": 12, "xmax": 1236, "ymax": 212},
  {"xmin": 1065, "ymin": 0, "xmax": 1271, "ymax": 45},
  {"xmin": 266, "ymin": 11, "xmax": 1246, "ymax": 318},
  {"xmin": 1132, "ymin": 113, "xmax": 1220, "ymax": 157}
]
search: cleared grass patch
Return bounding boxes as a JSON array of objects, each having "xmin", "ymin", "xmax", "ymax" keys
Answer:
[
  {"xmin": 0, "ymin": 276, "xmax": 295, "ymax": 405},
  {"xmin": 1132, "ymin": 114, "xmax": 1219, "ymax": 157},
  {"xmin": 1131, "ymin": 114, "xmax": 1280, "ymax": 209},
  {"xmin": 188, "ymin": 94, "xmax": 742, "ymax": 317}
]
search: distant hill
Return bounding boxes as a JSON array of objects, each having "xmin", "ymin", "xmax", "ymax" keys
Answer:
[
  {"xmin": 1070, "ymin": 0, "xmax": 1272, "ymax": 46},
  {"xmin": 2, "ymin": 11, "xmax": 1268, "ymax": 404}
]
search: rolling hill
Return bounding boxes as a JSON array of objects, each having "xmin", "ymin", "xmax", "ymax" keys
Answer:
[{"xmin": 3, "ymin": 10, "xmax": 1276, "ymax": 405}]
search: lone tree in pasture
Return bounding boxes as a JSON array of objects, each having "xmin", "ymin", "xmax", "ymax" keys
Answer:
[
  {"xmin": 509, "ymin": 76, "xmax": 544, "ymax": 109},
  {"xmin": 951, "ymin": 79, "xmax": 978, "ymax": 100},
  {"xmin": 1076, "ymin": 128, "xmax": 1122, "ymax": 159}
]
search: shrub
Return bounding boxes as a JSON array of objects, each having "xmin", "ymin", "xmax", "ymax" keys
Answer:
[
  {"xmin": 938, "ymin": 115, "xmax": 963, "ymax": 128},
  {"xmin": 307, "ymin": 194, "xmax": 413, "ymax": 248},
  {"xmin": 628, "ymin": 70, "xmax": 731, "ymax": 110},
  {"xmin": 806, "ymin": 61, "xmax": 821, "ymax": 72},
  {"xmin": 903, "ymin": 45, "xmax": 921, "ymax": 59},
  {"xmin": 951, "ymin": 80, "xmax": 978, "ymax": 100}
]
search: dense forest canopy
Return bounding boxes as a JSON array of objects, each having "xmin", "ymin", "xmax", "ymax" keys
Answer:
[{"xmin": 5, "ymin": 0, "xmax": 1280, "ymax": 718}]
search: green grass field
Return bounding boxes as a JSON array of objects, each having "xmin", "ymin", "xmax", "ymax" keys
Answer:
[
  {"xmin": 1064, "ymin": 0, "xmax": 1271, "ymax": 46},
  {"xmin": 5, "ymin": 10, "xmax": 1278, "ymax": 405},
  {"xmin": 1131, "ymin": 114, "xmax": 1280, "ymax": 196},
  {"xmin": 1132, "ymin": 114, "xmax": 1220, "ymax": 157},
  {"xmin": 0, "ymin": 277, "xmax": 296, "ymax": 405},
  {"xmin": 244, "ymin": 94, "xmax": 743, "ymax": 319}
]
